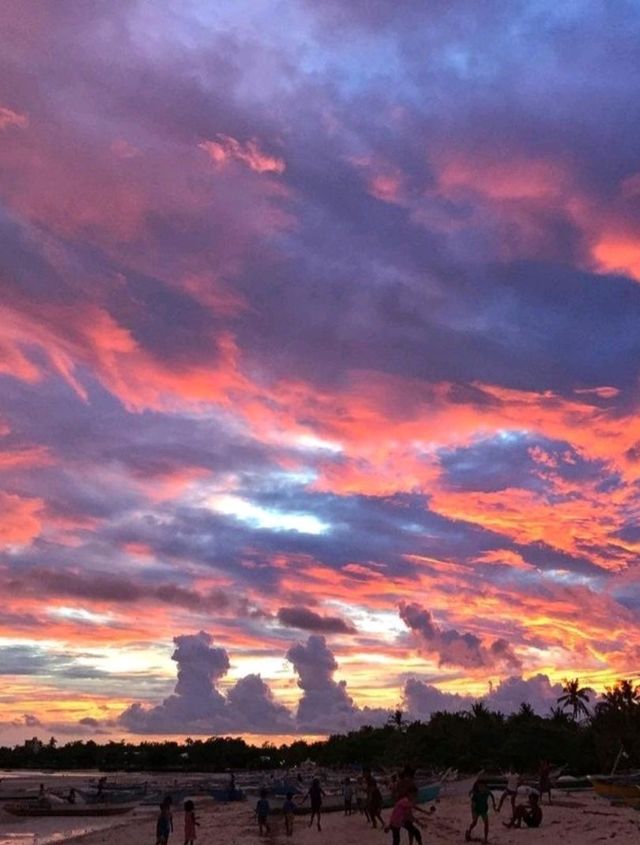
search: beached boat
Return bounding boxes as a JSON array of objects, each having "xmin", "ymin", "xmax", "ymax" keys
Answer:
[
  {"xmin": 3, "ymin": 802, "xmax": 136, "ymax": 817},
  {"xmin": 589, "ymin": 778, "xmax": 640, "ymax": 806}
]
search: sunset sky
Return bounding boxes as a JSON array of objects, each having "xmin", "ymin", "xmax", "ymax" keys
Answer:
[{"xmin": 2, "ymin": 0, "xmax": 640, "ymax": 744}]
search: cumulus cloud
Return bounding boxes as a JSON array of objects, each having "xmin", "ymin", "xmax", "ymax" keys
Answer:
[
  {"xmin": 404, "ymin": 673, "xmax": 564, "ymax": 720},
  {"xmin": 119, "ymin": 632, "xmax": 231, "ymax": 733},
  {"xmin": 399, "ymin": 601, "xmax": 522, "ymax": 671},
  {"xmin": 277, "ymin": 606, "xmax": 357, "ymax": 634},
  {"xmin": 225, "ymin": 673, "xmax": 292, "ymax": 733},
  {"xmin": 286, "ymin": 634, "xmax": 386, "ymax": 732},
  {"xmin": 403, "ymin": 678, "xmax": 470, "ymax": 717},
  {"xmin": 120, "ymin": 631, "xmax": 384, "ymax": 736}
]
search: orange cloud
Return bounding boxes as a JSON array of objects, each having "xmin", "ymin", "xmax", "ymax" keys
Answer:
[
  {"xmin": 199, "ymin": 135, "xmax": 285, "ymax": 175},
  {"xmin": 0, "ymin": 492, "xmax": 43, "ymax": 545},
  {"xmin": 592, "ymin": 235, "xmax": 640, "ymax": 282},
  {"xmin": 0, "ymin": 298, "xmax": 250, "ymax": 411}
]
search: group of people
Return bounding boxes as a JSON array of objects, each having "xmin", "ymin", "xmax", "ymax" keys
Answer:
[
  {"xmin": 155, "ymin": 795, "xmax": 198, "ymax": 845},
  {"xmin": 466, "ymin": 766, "xmax": 547, "ymax": 844},
  {"xmin": 253, "ymin": 767, "xmax": 435, "ymax": 844},
  {"xmin": 153, "ymin": 762, "xmax": 550, "ymax": 845},
  {"xmin": 255, "ymin": 777, "xmax": 326, "ymax": 835}
]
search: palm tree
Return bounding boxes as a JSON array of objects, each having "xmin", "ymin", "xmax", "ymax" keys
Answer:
[
  {"xmin": 549, "ymin": 706, "xmax": 570, "ymax": 725},
  {"xmin": 600, "ymin": 679, "xmax": 640, "ymax": 713},
  {"xmin": 387, "ymin": 709, "xmax": 406, "ymax": 731},
  {"xmin": 468, "ymin": 701, "xmax": 490, "ymax": 720},
  {"xmin": 557, "ymin": 678, "xmax": 591, "ymax": 720}
]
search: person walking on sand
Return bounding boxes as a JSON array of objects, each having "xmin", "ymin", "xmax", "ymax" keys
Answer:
[
  {"xmin": 304, "ymin": 778, "xmax": 325, "ymax": 832},
  {"xmin": 385, "ymin": 795, "xmax": 435, "ymax": 845},
  {"xmin": 183, "ymin": 800, "xmax": 199, "ymax": 845},
  {"xmin": 465, "ymin": 779, "xmax": 496, "ymax": 844},
  {"xmin": 355, "ymin": 777, "xmax": 368, "ymax": 820},
  {"xmin": 283, "ymin": 792, "xmax": 296, "ymax": 837},
  {"xmin": 366, "ymin": 774, "xmax": 385, "ymax": 829},
  {"xmin": 156, "ymin": 796, "xmax": 174, "ymax": 845},
  {"xmin": 255, "ymin": 788, "xmax": 271, "ymax": 836}
]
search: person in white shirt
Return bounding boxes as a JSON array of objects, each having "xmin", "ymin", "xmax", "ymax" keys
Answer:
[{"xmin": 498, "ymin": 768, "xmax": 521, "ymax": 814}]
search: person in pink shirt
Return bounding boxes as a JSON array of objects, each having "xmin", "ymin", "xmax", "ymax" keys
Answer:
[{"xmin": 385, "ymin": 795, "xmax": 435, "ymax": 845}]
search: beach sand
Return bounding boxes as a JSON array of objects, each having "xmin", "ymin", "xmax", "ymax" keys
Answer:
[{"xmin": 73, "ymin": 793, "xmax": 640, "ymax": 845}]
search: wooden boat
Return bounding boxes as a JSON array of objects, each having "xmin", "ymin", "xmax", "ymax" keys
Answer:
[
  {"xmin": 3, "ymin": 802, "xmax": 136, "ymax": 817},
  {"xmin": 589, "ymin": 779, "xmax": 640, "ymax": 806}
]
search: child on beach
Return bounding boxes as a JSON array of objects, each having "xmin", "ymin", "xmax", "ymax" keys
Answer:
[
  {"xmin": 497, "ymin": 768, "xmax": 520, "ymax": 814},
  {"xmin": 465, "ymin": 779, "xmax": 496, "ymax": 844},
  {"xmin": 343, "ymin": 778, "xmax": 353, "ymax": 816},
  {"xmin": 156, "ymin": 797, "xmax": 174, "ymax": 845},
  {"xmin": 385, "ymin": 795, "xmax": 435, "ymax": 845},
  {"xmin": 183, "ymin": 800, "xmax": 198, "ymax": 845},
  {"xmin": 283, "ymin": 792, "xmax": 296, "ymax": 837},
  {"xmin": 504, "ymin": 792, "xmax": 543, "ymax": 829},
  {"xmin": 255, "ymin": 789, "xmax": 271, "ymax": 836}
]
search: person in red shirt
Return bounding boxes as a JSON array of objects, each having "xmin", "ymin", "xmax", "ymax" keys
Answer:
[{"xmin": 385, "ymin": 795, "xmax": 435, "ymax": 845}]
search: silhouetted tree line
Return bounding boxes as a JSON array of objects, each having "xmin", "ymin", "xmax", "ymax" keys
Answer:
[{"xmin": 2, "ymin": 679, "xmax": 638, "ymax": 775}]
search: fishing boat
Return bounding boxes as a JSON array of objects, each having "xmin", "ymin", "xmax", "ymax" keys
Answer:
[
  {"xmin": 3, "ymin": 802, "xmax": 136, "ymax": 817},
  {"xmin": 589, "ymin": 778, "xmax": 640, "ymax": 806}
]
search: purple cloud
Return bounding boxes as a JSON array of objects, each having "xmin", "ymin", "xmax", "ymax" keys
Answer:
[
  {"xmin": 277, "ymin": 606, "xmax": 357, "ymax": 634},
  {"xmin": 399, "ymin": 601, "xmax": 522, "ymax": 671}
]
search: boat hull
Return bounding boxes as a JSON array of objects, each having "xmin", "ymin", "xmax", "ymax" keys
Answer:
[{"xmin": 590, "ymin": 780, "xmax": 640, "ymax": 806}]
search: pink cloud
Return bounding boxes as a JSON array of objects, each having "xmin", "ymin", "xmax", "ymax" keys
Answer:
[
  {"xmin": 0, "ymin": 105, "xmax": 28, "ymax": 131},
  {"xmin": 199, "ymin": 135, "xmax": 285, "ymax": 175}
]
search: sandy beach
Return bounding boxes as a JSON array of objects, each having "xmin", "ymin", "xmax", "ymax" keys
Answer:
[
  {"xmin": 63, "ymin": 793, "xmax": 640, "ymax": 845},
  {"xmin": 2, "ymin": 770, "xmax": 639, "ymax": 845}
]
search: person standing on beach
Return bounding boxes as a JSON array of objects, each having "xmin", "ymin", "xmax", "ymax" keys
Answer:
[
  {"xmin": 183, "ymin": 800, "xmax": 198, "ymax": 845},
  {"xmin": 465, "ymin": 779, "xmax": 496, "ymax": 844},
  {"xmin": 283, "ymin": 791, "xmax": 296, "ymax": 836},
  {"xmin": 538, "ymin": 760, "xmax": 552, "ymax": 804},
  {"xmin": 304, "ymin": 777, "xmax": 325, "ymax": 832},
  {"xmin": 156, "ymin": 796, "xmax": 174, "ymax": 845},
  {"xmin": 343, "ymin": 778, "xmax": 353, "ymax": 816},
  {"xmin": 255, "ymin": 788, "xmax": 271, "ymax": 836}
]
